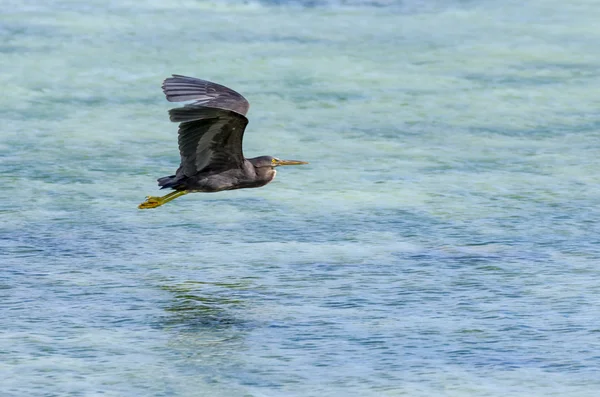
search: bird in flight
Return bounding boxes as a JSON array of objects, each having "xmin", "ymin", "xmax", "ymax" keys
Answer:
[{"xmin": 139, "ymin": 75, "xmax": 308, "ymax": 209}]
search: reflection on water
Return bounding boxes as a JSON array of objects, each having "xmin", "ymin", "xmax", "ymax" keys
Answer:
[{"xmin": 160, "ymin": 281, "xmax": 250, "ymax": 332}]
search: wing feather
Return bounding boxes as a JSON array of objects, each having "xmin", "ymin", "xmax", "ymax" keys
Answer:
[
  {"xmin": 171, "ymin": 105, "xmax": 249, "ymax": 177},
  {"xmin": 162, "ymin": 75, "xmax": 250, "ymax": 116}
]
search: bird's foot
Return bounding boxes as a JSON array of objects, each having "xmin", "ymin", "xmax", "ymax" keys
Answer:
[
  {"xmin": 138, "ymin": 196, "xmax": 165, "ymax": 209},
  {"xmin": 138, "ymin": 190, "xmax": 188, "ymax": 210}
]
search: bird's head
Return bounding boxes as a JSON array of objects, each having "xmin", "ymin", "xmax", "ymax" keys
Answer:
[{"xmin": 250, "ymin": 156, "xmax": 308, "ymax": 169}]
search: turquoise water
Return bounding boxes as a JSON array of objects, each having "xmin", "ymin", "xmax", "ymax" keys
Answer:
[{"xmin": 2, "ymin": 0, "xmax": 600, "ymax": 395}]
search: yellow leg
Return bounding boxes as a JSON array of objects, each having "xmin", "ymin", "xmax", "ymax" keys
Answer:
[{"xmin": 138, "ymin": 190, "xmax": 188, "ymax": 209}]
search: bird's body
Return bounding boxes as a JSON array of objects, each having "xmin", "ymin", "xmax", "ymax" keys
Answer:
[
  {"xmin": 158, "ymin": 157, "xmax": 276, "ymax": 193},
  {"xmin": 139, "ymin": 75, "xmax": 307, "ymax": 209}
]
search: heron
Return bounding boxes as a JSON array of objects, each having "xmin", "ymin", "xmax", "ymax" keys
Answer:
[{"xmin": 138, "ymin": 75, "xmax": 308, "ymax": 209}]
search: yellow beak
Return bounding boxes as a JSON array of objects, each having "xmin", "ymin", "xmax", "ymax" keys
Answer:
[{"xmin": 276, "ymin": 159, "xmax": 309, "ymax": 166}]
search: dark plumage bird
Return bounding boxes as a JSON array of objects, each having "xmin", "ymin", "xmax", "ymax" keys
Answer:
[{"xmin": 139, "ymin": 75, "xmax": 308, "ymax": 209}]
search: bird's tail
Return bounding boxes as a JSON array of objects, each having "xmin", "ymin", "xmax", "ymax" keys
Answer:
[{"xmin": 157, "ymin": 175, "xmax": 178, "ymax": 190}]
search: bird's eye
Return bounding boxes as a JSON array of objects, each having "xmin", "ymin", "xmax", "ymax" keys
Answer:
[{"xmin": 271, "ymin": 158, "xmax": 277, "ymax": 164}]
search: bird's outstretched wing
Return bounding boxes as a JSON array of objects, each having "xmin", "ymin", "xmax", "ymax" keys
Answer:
[
  {"xmin": 169, "ymin": 105, "xmax": 249, "ymax": 176},
  {"xmin": 162, "ymin": 75, "xmax": 250, "ymax": 116}
]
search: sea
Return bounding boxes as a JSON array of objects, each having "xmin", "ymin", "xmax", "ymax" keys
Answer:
[{"xmin": 1, "ymin": 0, "xmax": 600, "ymax": 396}]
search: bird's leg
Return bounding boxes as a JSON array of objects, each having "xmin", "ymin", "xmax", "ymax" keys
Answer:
[{"xmin": 138, "ymin": 190, "xmax": 188, "ymax": 209}]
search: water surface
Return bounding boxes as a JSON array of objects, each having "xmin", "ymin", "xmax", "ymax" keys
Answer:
[{"xmin": 2, "ymin": 0, "xmax": 600, "ymax": 396}]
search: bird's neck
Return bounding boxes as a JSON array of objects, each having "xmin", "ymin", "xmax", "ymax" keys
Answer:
[
  {"xmin": 255, "ymin": 167, "xmax": 276, "ymax": 185},
  {"xmin": 239, "ymin": 160, "xmax": 277, "ymax": 188}
]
